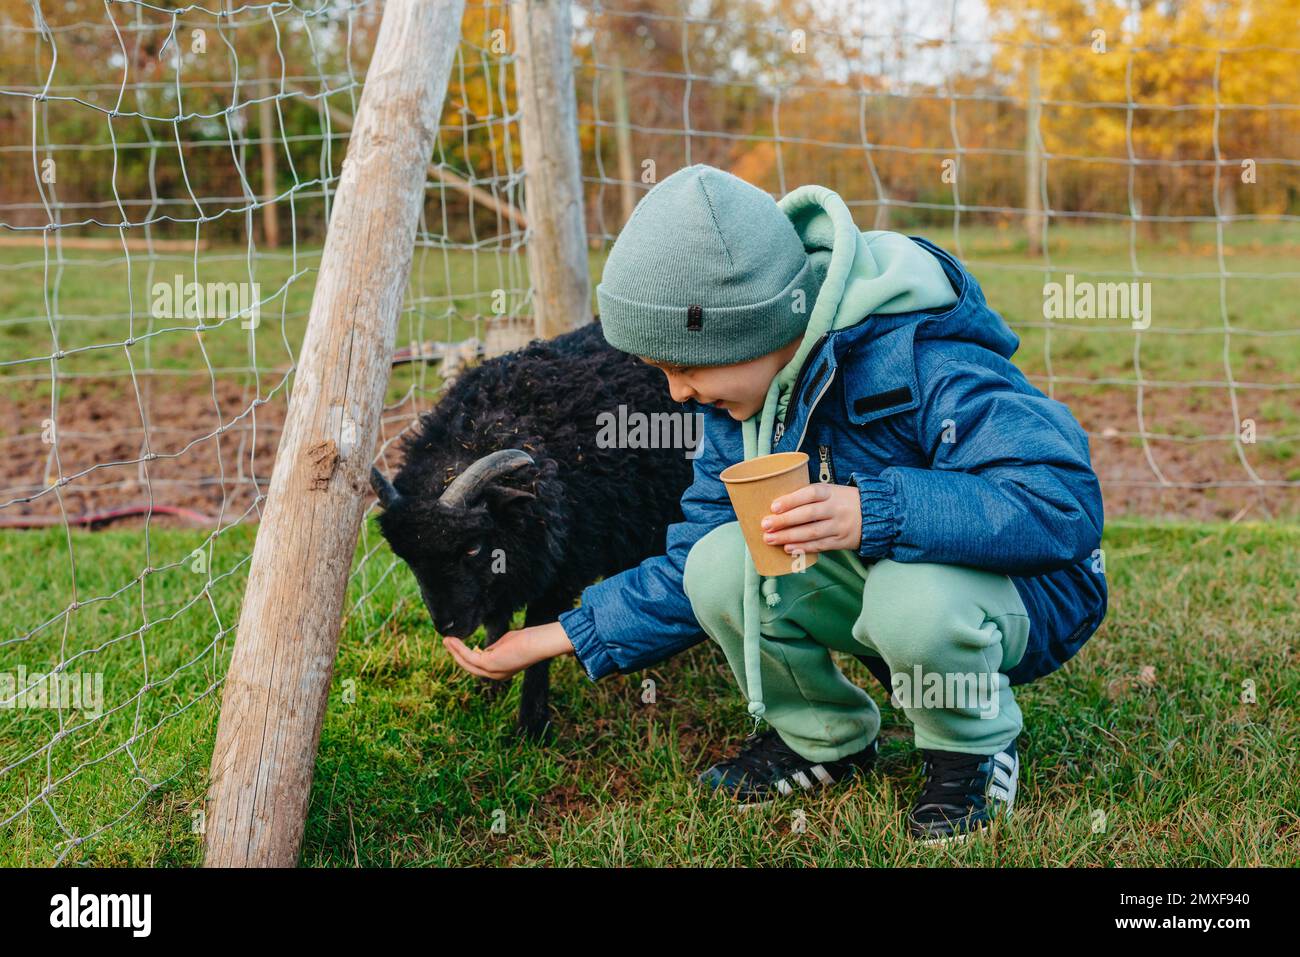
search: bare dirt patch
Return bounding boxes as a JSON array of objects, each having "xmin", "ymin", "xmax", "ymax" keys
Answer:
[
  {"xmin": 1056, "ymin": 382, "xmax": 1299, "ymax": 522},
  {"xmin": 0, "ymin": 374, "xmax": 425, "ymax": 528},
  {"xmin": 0, "ymin": 374, "xmax": 1295, "ymax": 529}
]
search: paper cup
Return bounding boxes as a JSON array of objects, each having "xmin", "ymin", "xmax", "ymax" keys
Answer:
[{"xmin": 719, "ymin": 451, "xmax": 819, "ymax": 576}]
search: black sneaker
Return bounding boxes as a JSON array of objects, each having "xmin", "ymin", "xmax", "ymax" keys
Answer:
[
  {"xmin": 908, "ymin": 738, "xmax": 1018, "ymax": 845},
  {"xmin": 697, "ymin": 728, "xmax": 878, "ymax": 805}
]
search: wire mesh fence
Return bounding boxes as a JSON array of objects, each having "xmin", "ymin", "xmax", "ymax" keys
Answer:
[
  {"xmin": 577, "ymin": 0, "xmax": 1300, "ymax": 520},
  {"xmin": 0, "ymin": 0, "xmax": 1297, "ymax": 863},
  {"xmin": 0, "ymin": 0, "xmax": 527, "ymax": 863}
]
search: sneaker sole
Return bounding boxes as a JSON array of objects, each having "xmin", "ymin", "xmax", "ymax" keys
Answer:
[{"xmin": 915, "ymin": 804, "xmax": 1014, "ymax": 846}]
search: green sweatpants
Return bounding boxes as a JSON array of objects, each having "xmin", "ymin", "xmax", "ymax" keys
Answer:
[{"xmin": 683, "ymin": 521, "xmax": 1032, "ymax": 761}]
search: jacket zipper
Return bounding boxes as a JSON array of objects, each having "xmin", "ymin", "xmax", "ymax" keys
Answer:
[
  {"xmin": 791, "ymin": 364, "xmax": 835, "ymax": 454},
  {"xmin": 775, "ymin": 332, "xmax": 829, "ymax": 448},
  {"xmin": 818, "ymin": 444, "xmax": 832, "ymax": 483}
]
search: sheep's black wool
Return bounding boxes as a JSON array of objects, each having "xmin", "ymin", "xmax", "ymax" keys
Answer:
[{"xmin": 372, "ymin": 320, "xmax": 695, "ymax": 739}]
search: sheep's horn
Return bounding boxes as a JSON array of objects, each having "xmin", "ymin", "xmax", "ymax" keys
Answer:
[
  {"xmin": 370, "ymin": 466, "xmax": 403, "ymax": 510},
  {"xmin": 438, "ymin": 449, "xmax": 536, "ymax": 509}
]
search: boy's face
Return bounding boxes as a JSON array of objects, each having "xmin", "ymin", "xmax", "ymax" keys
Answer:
[{"xmin": 639, "ymin": 333, "xmax": 803, "ymax": 421}]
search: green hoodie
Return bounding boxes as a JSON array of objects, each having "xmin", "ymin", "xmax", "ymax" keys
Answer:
[{"xmin": 736, "ymin": 185, "xmax": 958, "ymax": 723}]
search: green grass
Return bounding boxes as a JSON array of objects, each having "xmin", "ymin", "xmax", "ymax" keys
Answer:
[
  {"xmin": 1, "ymin": 518, "xmax": 1296, "ymax": 866},
  {"xmin": 0, "ymin": 246, "xmax": 483, "ymax": 411},
  {"xmin": 1, "ymin": 221, "xmax": 1298, "ymax": 388}
]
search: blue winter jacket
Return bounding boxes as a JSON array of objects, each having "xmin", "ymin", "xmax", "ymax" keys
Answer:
[{"xmin": 558, "ymin": 236, "xmax": 1108, "ymax": 688}]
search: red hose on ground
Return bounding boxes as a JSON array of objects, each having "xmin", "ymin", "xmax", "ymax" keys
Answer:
[{"xmin": 0, "ymin": 504, "xmax": 220, "ymax": 529}]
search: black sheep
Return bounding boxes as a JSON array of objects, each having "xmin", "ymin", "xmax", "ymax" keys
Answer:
[{"xmin": 370, "ymin": 320, "xmax": 697, "ymax": 739}]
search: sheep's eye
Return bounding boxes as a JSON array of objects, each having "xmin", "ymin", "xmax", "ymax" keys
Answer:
[{"xmin": 465, "ymin": 543, "xmax": 482, "ymax": 558}]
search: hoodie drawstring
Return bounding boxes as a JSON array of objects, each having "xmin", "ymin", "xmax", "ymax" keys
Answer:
[
  {"xmin": 738, "ymin": 414, "xmax": 766, "ymax": 725},
  {"xmin": 737, "ymin": 392, "xmax": 795, "ymax": 727}
]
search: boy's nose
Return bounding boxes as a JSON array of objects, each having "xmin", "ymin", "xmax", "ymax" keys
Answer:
[{"xmin": 667, "ymin": 379, "xmax": 695, "ymax": 404}]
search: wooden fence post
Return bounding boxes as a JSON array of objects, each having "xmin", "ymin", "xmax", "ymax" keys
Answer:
[
  {"xmin": 609, "ymin": 51, "xmax": 638, "ymax": 228},
  {"xmin": 1025, "ymin": 46, "xmax": 1044, "ymax": 258},
  {"xmin": 511, "ymin": 0, "xmax": 591, "ymax": 337},
  {"xmin": 203, "ymin": 0, "xmax": 467, "ymax": 867}
]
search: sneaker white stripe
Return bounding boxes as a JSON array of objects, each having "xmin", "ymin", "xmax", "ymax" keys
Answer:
[
  {"xmin": 810, "ymin": 764, "xmax": 834, "ymax": 785},
  {"xmin": 988, "ymin": 753, "xmax": 1019, "ymax": 807},
  {"xmin": 791, "ymin": 770, "xmax": 814, "ymax": 789},
  {"xmin": 775, "ymin": 778, "xmax": 794, "ymax": 796}
]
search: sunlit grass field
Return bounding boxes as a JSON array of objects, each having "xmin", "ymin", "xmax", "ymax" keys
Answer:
[{"xmin": 1, "ymin": 220, "xmax": 1298, "ymax": 401}]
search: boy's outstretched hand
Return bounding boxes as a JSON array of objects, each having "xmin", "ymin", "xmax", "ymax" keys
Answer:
[
  {"xmin": 441, "ymin": 481, "xmax": 861, "ymax": 680},
  {"xmin": 442, "ymin": 620, "xmax": 574, "ymax": 680},
  {"xmin": 761, "ymin": 481, "xmax": 863, "ymax": 555}
]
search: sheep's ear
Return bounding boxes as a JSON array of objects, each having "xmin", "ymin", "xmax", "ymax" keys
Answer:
[
  {"xmin": 370, "ymin": 466, "xmax": 403, "ymax": 510},
  {"xmin": 482, "ymin": 484, "xmax": 535, "ymax": 510}
]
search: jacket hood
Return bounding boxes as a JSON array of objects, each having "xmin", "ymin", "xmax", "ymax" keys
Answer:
[
  {"xmin": 732, "ymin": 184, "xmax": 963, "ymax": 724},
  {"xmin": 763, "ymin": 185, "xmax": 962, "ymax": 430}
]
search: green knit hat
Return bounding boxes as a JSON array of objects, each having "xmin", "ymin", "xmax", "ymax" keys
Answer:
[{"xmin": 597, "ymin": 164, "xmax": 821, "ymax": 366}]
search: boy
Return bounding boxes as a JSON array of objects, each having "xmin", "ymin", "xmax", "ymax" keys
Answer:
[{"xmin": 443, "ymin": 164, "xmax": 1108, "ymax": 844}]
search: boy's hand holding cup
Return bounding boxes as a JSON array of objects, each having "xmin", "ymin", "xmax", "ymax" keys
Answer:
[{"xmin": 720, "ymin": 451, "xmax": 863, "ymax": 573}]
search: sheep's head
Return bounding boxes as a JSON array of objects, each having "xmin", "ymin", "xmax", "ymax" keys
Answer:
[{"xmin": 370, "ymin": 449, "xmax": 540, "ymax": 639}]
